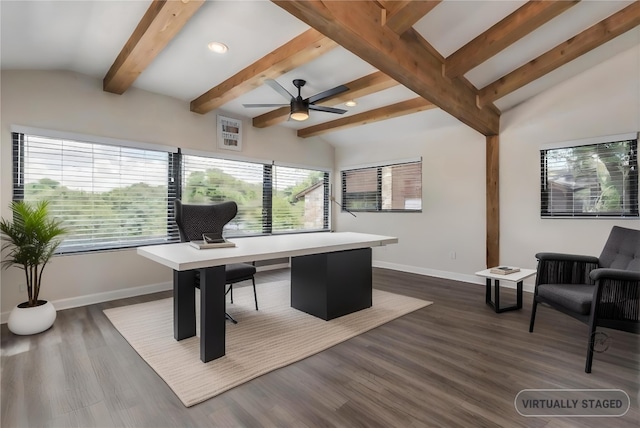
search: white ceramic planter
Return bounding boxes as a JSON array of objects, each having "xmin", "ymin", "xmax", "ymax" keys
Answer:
[{"xmin": 7, "ymin": 300, "xmax": 57, "ymax": 335}]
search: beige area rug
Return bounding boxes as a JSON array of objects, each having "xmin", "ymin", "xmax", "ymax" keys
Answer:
[{"xmin": 104, "ymin": 281, "xmax": 432, "ymax": 407}]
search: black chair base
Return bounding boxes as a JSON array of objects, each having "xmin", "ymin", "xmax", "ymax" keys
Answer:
[
  {"xmin": 227, "ymin": 278, "xmax": 258, "ymax": 311},
  {"xmin": 225, "ymin": 276, "xmax": 258, "ymax": 324}
]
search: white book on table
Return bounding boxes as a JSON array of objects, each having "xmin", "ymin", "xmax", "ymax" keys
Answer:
[
  {"xmin": 188, "ymin": 239, "xmax": 235, "ymax": 250},
  {"xmin": 489, "ymin": 266, "xmax": 520, "ymax": 275}
]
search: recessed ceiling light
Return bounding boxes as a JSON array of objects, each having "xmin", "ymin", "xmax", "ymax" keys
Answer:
[
  {"xmin": 345, "ymin": 100, "xmax": 357, "ymax": 107},
  {"xmin": 208, "ymin": 42, "xmax": 228, "ymax": 54}
]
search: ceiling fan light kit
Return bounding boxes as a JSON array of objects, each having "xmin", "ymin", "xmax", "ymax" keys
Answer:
[
  {"xmin": 243, "ymin": 78, "xmax": 349, "ymax": 121},
  {"xmin": 290, "ymin": 99, "xmax": 309, "ymax": 121}
]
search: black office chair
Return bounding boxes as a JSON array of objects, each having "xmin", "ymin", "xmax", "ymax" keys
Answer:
[{"xmin": 174, "ymin": 199, "xmax": 258, "ymax": 324}]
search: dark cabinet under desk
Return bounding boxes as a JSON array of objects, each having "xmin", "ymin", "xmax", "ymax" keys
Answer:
[{"xmin": 291, "ymin": 247, "xmax": 372, "ymax": 320}]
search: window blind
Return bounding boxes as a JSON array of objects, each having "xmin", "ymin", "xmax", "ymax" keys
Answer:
[
  {"xmin": 181, "ymin": 154, "xmax": 266, "ymax": 236},
  {"xmin": 272, "ymin": 165, "xmax": 329, "ymax": 233},
  {"xmin": 13, "ymin": 132, "xmax": 179, "ymax": 253},
  {"xmin": 11, "ymin": 129, "xmax": 333, "ymax": 253},
  {"xmin": 541, "ymin": 138, "xmax": 638, "ymax": 217},
  {"xmin": 342, "ymin": 160, "xmax": 422, "ymax": 212},
  {"xmin": 181, "ymin": 155, "xmax": 330, "ymax": 235},
  {"xmin": 343, "ymin": 168, "xmax": 379, "ymax": 211}
]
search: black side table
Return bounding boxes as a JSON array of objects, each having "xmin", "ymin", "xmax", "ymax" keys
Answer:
[{"xmin": 475, "ymin": 268, "xmax": 536, "ymax": 313}]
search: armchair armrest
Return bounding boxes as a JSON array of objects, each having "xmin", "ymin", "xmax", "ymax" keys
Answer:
[
  {"xmin": 590, "ymin": 268, "xmax": 640, "ymax": 325},
  {"xmin": 535, "ymin": 252, "xmax": 600, "ymax": 264},
  {"xmin": 590, "ymin": 268, "xmax": 640, "ymax": 282}
]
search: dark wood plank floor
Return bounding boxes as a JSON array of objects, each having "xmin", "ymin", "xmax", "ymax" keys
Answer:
[{"xmin": 2, "ymin": 268, "xmax": 638, "ymax": 427}]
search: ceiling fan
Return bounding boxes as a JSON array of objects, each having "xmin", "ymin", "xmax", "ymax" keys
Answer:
[{"xmin": 243, "ymin": 79, "xmax": 349, "ymax": 121}]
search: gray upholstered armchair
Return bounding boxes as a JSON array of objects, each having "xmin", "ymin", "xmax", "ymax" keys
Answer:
[{"xmin": 529, "ymin": 226, "xmax": 640, "ymax": 373}]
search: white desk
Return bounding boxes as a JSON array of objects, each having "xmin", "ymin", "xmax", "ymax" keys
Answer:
[
  {"xmin": 138, "ymin": 232, "xmax": 398, "ymax": 362},
  {"xmin": 475, "ymin": 268, "xmax": 536, "ymax": 313}
]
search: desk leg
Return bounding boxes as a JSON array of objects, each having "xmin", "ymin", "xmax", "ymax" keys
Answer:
[
  {"xmin": 174, "ymin": 270, "xmax": 196, "ymax": 340},
  {"xmin": 494, "ymin": 279, "xmax": 500, "ymax": 312},
  {"xmin": 199, "ymin": 266, "xmax": 226, "ymax": 363},
  {"xmin": 516, "ymin": 280, "xmax": 523, "ymax": 309}
]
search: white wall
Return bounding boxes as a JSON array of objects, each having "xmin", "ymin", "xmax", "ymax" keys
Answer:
[
  {"xmin": 2, "ymin": 43, "xmax": 638, "ymax": 316},
  {"xmin": 500, "ymin": 45, "xmax": 640, "ymax": 269},
  {"xmin": 333, "ymin": 111, "xmax": 488, "ymax": 284},
  {"xmin": 0, "ymin": 70, "xmax": 334, "ymax": 315},
  {"xmin": 334, "ymin": 45, "xmax": 640, "ymax": 288}
]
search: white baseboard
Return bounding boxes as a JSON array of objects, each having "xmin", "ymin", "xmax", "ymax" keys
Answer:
[
  {"xmin": 2, "ymin": 261, "xmax": 532, "ymax": 324},
  {"xmin": 0, "ymin": 263, "xmax": 291, "ymax": 324},
  {"xmin": 1, "ymin": 281, "xmax": 173, "ymax": 324},
  {"xmin": 372, "ymin": 261, "xmax": 535, "ymax": 294}
]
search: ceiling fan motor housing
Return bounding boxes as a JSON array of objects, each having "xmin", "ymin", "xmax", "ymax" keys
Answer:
[{"xmin": 290, "ymin": 98, "xmax": 309, "ymax": 120}]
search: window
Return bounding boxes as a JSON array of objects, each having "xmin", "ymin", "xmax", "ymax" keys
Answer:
[
  {"xmin": 272, "ymin": 165, "xmax": 329, "ymax": 233},
  {"xmin": 181, "ymin": 154, "xmax": 266, "ymax": 235},
  {"xmin": 342, "ymin": 159, "xmax": 422, "ymax": 212},
  {"xmin": 13, "ymin": 131, "xmax": 178, "ymax": 253},
  {"xmin": 181, "ymin": 153, "xmax": 330, "ymax": 236},
  {"xmin": 540, "ymin": 136, "xmax": 638, "ymax": 217},
  {"xmin": 12, "ymin": 130, "xmax": 331, "ymax": 253}
]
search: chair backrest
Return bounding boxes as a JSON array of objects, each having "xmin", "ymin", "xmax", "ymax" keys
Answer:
[
  {"xmin": 174, "ymin": 199, "xmax": 238, "ymax": 242},
  {"xmin": 599, "ymin": 226, "xmax": 640, "ymax": 271}
]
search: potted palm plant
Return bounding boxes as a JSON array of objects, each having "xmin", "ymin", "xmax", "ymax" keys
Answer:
[{"xmin": 1, "ymin": 200, "xmax": 67, "ymax": 335}]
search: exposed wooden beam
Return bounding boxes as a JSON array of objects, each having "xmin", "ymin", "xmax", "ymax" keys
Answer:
[
  {"xmin": 406, "ymin": 26, "xmax": 445, "ymax": 63},
  {"xmin": 103, "ymin": 0, "xmax": 205, "ymax": 94},
  {"xmin": 486, "ymin": 135, "xmax": 500, "ymax": 268},
  {"xmin": 272, "ymin": 0, "xmax": 500, "ymax": 136},
  {"xmin": 190, "ymin": 29, "xmax": 338, "ymax": 114},
  {"xmin": 478, "ymin": 2, "xmax": 640, "ymax": 107},
  {"xmin": 297, "ymin": 97, "xmax": 436, "ymax": 138},
  {"xmin": 445, "ymin": 1, "xmax": 580, "ymax": 79},
  {"xmin": 380, "ymin": 0, "xmax": 442, "ymax": 35},
  {"xmin": 252, "ymin": 71, "xmax": 398, "ymax": 128},
  {"xmin": 427, "ymin": 31, "xmax": 509, "ymax": 116},
  {"xmin": 459, "ymin": 75, "xmax": 502, "ymax": 117}
]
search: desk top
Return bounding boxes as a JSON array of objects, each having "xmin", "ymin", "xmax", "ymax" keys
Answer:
[
  {"xmin": 475, "ymin": 268, "xmax": 537, "ymax": 282},
  {"xmin": 137, "ymin": 231, "xmax": 398, "ymax": 271}
]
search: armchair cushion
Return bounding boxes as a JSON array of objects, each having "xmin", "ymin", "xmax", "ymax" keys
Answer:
[
  {"xmin": 598, "ymin": 226, "xmax": 640, "ymax": 270},
  {"xmin": 537, "ymin": 284, "xmax": 594, "ymax": 315}
]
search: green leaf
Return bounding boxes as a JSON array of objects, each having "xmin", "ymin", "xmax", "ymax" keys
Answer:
[{"xmin": 0, "ymin": 200, "xmax": 67, "ymax": 305}]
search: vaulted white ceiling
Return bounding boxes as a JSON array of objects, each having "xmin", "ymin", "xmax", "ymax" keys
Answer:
[{"xmin": 1, "ymin": 1, "xmax": 638, "ymax": 146}]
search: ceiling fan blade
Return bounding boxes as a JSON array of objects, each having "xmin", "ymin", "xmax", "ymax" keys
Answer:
[
  {"xmin": 243, "ymin": 103, "xmax": 290, "ymax": 108},
  {"xmin": 309, "ymin": 105, "xmax": 347, "ymax": 114},
  {"xmin": 307, "ymin": 85, "xmax": 349, "ymax": 104},
  {"xmin": 265, "ymin": 79, "xmax": 294, "ymax": 101}
]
